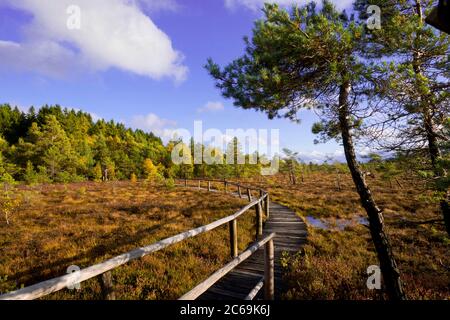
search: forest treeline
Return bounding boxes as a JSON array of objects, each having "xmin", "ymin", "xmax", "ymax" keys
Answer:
[
  {"xmin": 1, "ymin": 103, "xmax": 447, "ymax": 186},
  {"xmin": 0, "ymin": 104, "xmax": 270, "ymax": 184},
  {"xmin": 0, "ymin": 104, "xmax": 168, "ymax": 183}
]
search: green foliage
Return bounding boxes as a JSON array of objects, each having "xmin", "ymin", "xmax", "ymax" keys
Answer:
[
  {"xmin": 0, "ymin": 104, "xmax": 170, "ymax": 183},
  {"xmin": 36, "ymin": 166, "xmax": 51, "ymax": 184},
  {"xmin": 0, "ymin": 172, "xmax": 15, "ymax": 186},
  {"xmin": 205, "ymin": 1, "xmax": 371, "ymax": 145},
  {"xmin": 0, "ymin": 177, "xmax": 21, "ymax": 225},
  {"xmin": 92, "ymin": 163, "xmax": 103, "ymax": 182},
  {"xmin": 164, "ymin": 177, "xmax": 176, "ymax": 189},
  {"xmin": 356, "ymin": 1, "xmax": 449, "ymax": 178},
  {"xmin": 0, "ymin": 275, "xmax": 22, "ymax": 294},
  {"xmin": 143, "ymin": 158, "xmax": 161, "ymax": 182},
  {"xmin": 23, "ymin": 161, "xmax": 39, "ymax": 185},
  {"xmin": 0, "ymin": 105, "xmax": 274, "ymax": 184}
]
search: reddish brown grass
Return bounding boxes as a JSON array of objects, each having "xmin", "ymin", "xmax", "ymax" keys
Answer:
[{"xmin": 0, "ymin": 181, "xmax": 255, "ymax": 300}]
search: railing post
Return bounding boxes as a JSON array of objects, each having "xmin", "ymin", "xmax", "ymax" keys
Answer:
[
  {"xmin": 256, "ymin": 202, "xmax": 263, "ymax": 240},
  {"xmin": 264, "ymin": 238, "xmax": 275, "ymax": 300},
  {"xmin": 260, "ymin": 190, "xmax": 267, "ymax": 217},
  {"xmin": 198, "ymin": 180, "xmax": 201, "ymax": 190},
  {"xmin": 266, "ymin": 194, "xmax": 270, "ymax": 219},
  {"xmin": 99, "ymin": 271, "xmax": 116, "ymax": 300},
  {"xmin": 238, "ymin": 185, "xmax": 242, "ymax": 198},
  {"xmin": 224, "ymin": 181, "xmax": 228, "ymax": 193},
  {"xmin": 247, "ymin": 188, "xmax": 252, "ymax": 202},
  {"xmin": 229, "ymin": 219, "xmax": 238, "ymax": 258},
  {"xmin": 208, "ymin": 181, "xmax": 211, "ymax": 192}
]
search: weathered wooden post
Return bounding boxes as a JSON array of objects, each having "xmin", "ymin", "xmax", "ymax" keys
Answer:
[
  {"xmin": 247, "ymin": 188, "xmax": 252, "ymax": 202},
  {"xmin": 259, "ymin": 190, "xmax": 264, "ymax": 213},
  {"xmin": 238, "ymin": 185, "xmax": 242, "ymax": 198},
  {"xmin": 265, "ymin": 194, "xmax": 270, "ymax": 219},
  {"xmin": 264, "ymin": 238, "xmax": 275, "ymax": 300},
  {"xmin": 224, "ymin": 181, "xmax": 228, "ymax": 193},
  {"xmin": 208, "ymin": 181, "xmax": 211, "ymax": 192},
  {"xmin": 99, "ymin": 271, "xmax": 116, "ymax": 300},
  {"xmin": 256, "ymin": 202, "xmax": 263, "ymax": 240},
  {"xmin": 185, "ymin": 178, "xmax": 188, "ymax": 187},
  {"xmin": 198, "ymin": 180, "xmax": 201, "ymax": 190},
  {"xmin": 229, "ymin": 219, "xmax": 238, "ymax": 258}
]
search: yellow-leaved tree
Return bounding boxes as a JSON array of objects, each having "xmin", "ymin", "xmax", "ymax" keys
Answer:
[{"xmin": 143, "ymin": 159, "xmax": 161, "ymax": 182}]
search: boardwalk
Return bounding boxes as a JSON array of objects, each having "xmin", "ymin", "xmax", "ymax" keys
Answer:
[
  {"xmin": 0, "ymin": 180, "xmax": 306, "ymax": 301},
  {"xmin": 199, "ymin": 201, "xmax": 307, "ymax": 300}
]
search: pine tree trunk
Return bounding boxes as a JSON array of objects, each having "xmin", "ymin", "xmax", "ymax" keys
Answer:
[
  {"xmin": 412, "ymin": 2, "xmax": 450, "ymax": 235},
  {"xmin": 415, "ymin": 61, "xmax": 450, "ymax": 236},
  {"xmin": 420, "ymin": 117, "xmax": 450, "ymax": 236},
  {"xmin": 422, "ymin": 110, "xmax": 450, "ymax": 235},
  {"xmin": 338, "ymin": 81, "xmax": 406, "ymax": 300},
  {"xmin": 412, "ymin": 1, "xmax": 441, "ymax": 173},
  {"xmin": 422, "ymin": 108, "xmax": 442, "ymax": 172},
  {"xmin": 441, "ymin": 192, "xmax": 450, "ymax": 236}
]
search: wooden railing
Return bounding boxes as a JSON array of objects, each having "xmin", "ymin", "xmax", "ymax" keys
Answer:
[
  {"xmin": 0, "ymin": 179, "xmax": 274, "ymax": 301},
  {"xmin": 177, "ymin": 178, "xmax": 270, "ymax": 244},
  {"xmin": 179, "ymin": 233, "xmax": 275, "ymax": 300}
]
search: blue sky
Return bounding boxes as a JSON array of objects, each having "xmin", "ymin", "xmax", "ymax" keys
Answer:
[{"xmin": 0, "ymin": 0, "xmax": 358, "ymax": 163}]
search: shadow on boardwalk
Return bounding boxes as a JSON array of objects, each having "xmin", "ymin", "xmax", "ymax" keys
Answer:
[{"xmin": 199, "ymin": 202, "xmax": 307, "ymax": 300}]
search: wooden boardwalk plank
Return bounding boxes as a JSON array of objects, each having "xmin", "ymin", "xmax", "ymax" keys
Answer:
[{"xmin": 198, "ymin": 202, "xmax": 307, "ymax": 300}]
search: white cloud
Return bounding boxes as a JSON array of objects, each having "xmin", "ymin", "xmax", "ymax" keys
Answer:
[
  {"xmin": 69, "ymin": 107, "xmax": 102, "ymax": 122},
  {"xmin": 297, "ymin": 149, "xmax": 345, "ymax": 164},
  {"xmin": 0, "ymin": 0, "xmax": 188, "ymax": 82},
  {"xmin": 131, "ymin": 113, "xmax": 180, "ymax": 141},
  {"xmin": 296, "ymin": 146, "xmax": 377, "ymax": 164},
  {"xmin": 89, "ymin": 112, "xmax": 102, "ymax": 122},
  {"xmin": 0, "ymin": 40, "xmax": 78, "ymax": 78},
  {"xmin": 197, "ymin": 101, "xmax": 225, "ymax": 113},
  {"xmin": 132, "ymin": 113, "xmax": 177, "ymax": 131},
  {"xmin": 224, "ymin": 0, "xmax": 354, "ymax": 11}
]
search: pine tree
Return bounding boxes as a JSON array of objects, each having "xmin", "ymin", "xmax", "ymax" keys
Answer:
[
  {"xmin": 355, "ymin": 0, "xmax": 450, "ymax": 235},
  {"xmin": 23, "ymin": 161, "xmax": 38, "ymax": 185},
  {"xmin": 0, "ymin": 136, "xmax": 6, "ymax": 177},
  {"xmin": 92, "ymin": 163, "xmax": 103, "ymax": 182},
  {"xmin": 206, "ymin": 1, "xmax": 405, "ymax": 299},
  {"xmin": 0, "ymin": 136, "xmax": 16, "ymax": 179},
  {"xmin": 226, "ymin": 137, "xmax": 244, "ymax": 178},
  {"xmin": 38, "ymin": 116, "xmax": 77, "ymax": 181},
  {"xmin": 0, "ymin": 147, "xmax": 18, "ymax": 225},
  {"xmin": 283, "ymin": 148, "xmax": 299, "ymax": 185}
]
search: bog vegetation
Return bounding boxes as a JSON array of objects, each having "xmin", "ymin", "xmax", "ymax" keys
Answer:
[
  {"xmin": 0, "ymin": 182, "xmax": 255, "ymax": 299},
  {"xmin": 242, "ymin": 165, "xmax": 449, "ymax": 299},
  {"xmin": 0, "ymin": 0, "xmax": 449, "ymax": 300}
]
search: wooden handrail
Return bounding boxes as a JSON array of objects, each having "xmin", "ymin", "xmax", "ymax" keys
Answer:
[
  {"xmin": 178, "ymin": 178, "xmax": 267, "ymax": 195},
  {"xmin": 245, "ymin": 278, "xmax": 264, "ymax": 300},
  {"xmin": 0, "ymin": 178, "xmax": 272, "ymax": 301},
  {"xmin": 177, "ymin": 178, "xmax": 269, "ymax": 242},
  {"xmin": 179, "ymin": 233, "xmax": 275, "ymax": 300}
]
